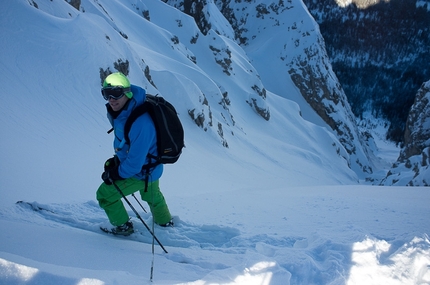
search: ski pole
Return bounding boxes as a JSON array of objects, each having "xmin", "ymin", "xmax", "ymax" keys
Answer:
[
  {"xmin": 132, "ymin": 193, "xmax": 147, "ymax": 213},
  {"xmin": 111, "ymin": 180, "xmax": 168, "ymax": 254}
]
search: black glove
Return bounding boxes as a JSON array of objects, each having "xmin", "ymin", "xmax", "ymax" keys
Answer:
[
  {"xmin": 101, "ymin": 165, "xmax": 124, "ymax": 185},
  {"xmin": 104, "ymin": 156, "xmax": 119, "ymax": 171}
]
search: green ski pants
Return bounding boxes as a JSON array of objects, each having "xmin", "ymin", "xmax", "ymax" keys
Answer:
[{"xmin": 96, "ymin": 178, "xmax": 171, "ymax": 226}]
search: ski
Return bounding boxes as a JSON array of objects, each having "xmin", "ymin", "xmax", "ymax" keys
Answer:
[
  {"xmin": 16, "ymin": 200, "xmax": 55, "ymax": 213},
  {"xmin": 17, "ymin": 200, "xmax": 136, "ymax": 237},
  {"xmin": 99, "ymin": 225, "xmax": 134, "ymax": 236},
  {"xmin": 15, "ymin": 201, "xmax": 238, "ymax": 251},
  {"xmin": 100, "ymin": 226, "xmax": 114, "ymax": 235}
]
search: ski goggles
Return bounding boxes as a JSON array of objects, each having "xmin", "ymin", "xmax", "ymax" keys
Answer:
[{"xmin": 101, "ymin": 86, "xmax": 131, "ymax": 100}]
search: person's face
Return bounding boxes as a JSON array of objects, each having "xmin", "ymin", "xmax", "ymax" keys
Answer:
[{"xmin": 109, "ymin": 95, "xmax": 129, "ymax": 111}]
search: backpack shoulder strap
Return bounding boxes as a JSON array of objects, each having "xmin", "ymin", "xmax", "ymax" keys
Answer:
[{"xmin": 124, "ymin": 103, "xmax": 149, "ymax": 144}]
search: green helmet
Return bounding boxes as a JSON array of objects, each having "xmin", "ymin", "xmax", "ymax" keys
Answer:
[{"xmin": 102, "ymin": 72, "xmax": 133, "ymax": 99}]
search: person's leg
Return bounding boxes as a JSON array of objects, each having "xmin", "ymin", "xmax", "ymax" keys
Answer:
[
  {"xmin": 96, "ymin": 178, "xmax": 143, "ymax": 226},
  {"xmin": 140, "ymin": 180, "xmax": 172, "ymax": 225}
]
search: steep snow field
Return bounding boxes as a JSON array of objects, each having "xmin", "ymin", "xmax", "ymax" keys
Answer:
[{"xmin": 0, "ymin": 1, "xmax": 428, "ymax": 284}]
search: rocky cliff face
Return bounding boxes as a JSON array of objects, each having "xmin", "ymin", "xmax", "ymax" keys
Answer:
[
  {"xmin": 402, "ymin": 81, "xmax": 430, "ymax": 161},
  {"xmin": 164, "ymin": 0, "xmax": 375, "ymax": 177},
  {"xmin": 381, "ymin": 80, "xmax": 430, "ymax": 186},
  {"xmin": 163, "ymin": 0, "xmax": 271, "ymax": 124},
  {"xmin": 302, "ymin": 0, "xmax": 430, "ymax": 143}
]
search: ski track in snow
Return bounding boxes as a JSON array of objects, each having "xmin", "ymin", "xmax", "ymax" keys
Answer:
[
  {"xmin": 3, "ymin": 200, "xmax": 429, "ymax": 285},
  {"xmin": 5, "ymin": 201, "xmax": 350, "ymax": 280},
  {"xmin": 11, "ymin": 201, "xmax": 306, "ymax": 255}
]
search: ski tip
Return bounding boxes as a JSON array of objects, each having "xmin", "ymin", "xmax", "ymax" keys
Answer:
[
  {"xmin": 100, "ymin": 226, "xmax": 111, "ymax": 234},
  {"xmin": 16, "ymin": 201, "xmax": 31, "ymax": 207}
]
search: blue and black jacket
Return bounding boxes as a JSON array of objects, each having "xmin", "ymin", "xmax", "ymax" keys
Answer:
[{"xmin": 106, "ymin": 85, "xmax": 163, "ymax": 182}]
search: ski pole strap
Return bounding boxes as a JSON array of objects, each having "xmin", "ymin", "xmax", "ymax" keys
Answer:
[
  {"xmin": 144, "ymin": 172, "xmax": 149, "ymax": 192},
  {"xmin": 150, "ymin": 184, "xmax": 155, "ymax": 282}
]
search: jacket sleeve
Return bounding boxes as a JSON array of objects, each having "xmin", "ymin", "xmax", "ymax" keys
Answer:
[{"xmin": 118, "ymin": 113, "xmax": 157, "ymax": 178}]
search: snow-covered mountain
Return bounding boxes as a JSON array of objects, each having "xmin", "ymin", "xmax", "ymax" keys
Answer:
[
  {"xmin": 164, "ymin": 0, "xmax": 376, "ymax": 177},
  {"xmin": 1, "ymin": 0, "xmax": 365, "ymax": 196},
  {"xmin": 303, "ymin": 0, "xmax": 430, "ymax": 143},
  {"xmin": 381, "ymin": 80, "xmax": 430, "ymax": 186},
  {"xmin": 0, "ymin": 0, "xmax": 429, "ymax": 284}
]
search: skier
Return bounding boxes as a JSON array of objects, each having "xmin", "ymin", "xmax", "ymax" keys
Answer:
[{"xmin": 97, "ymin": 72, "xmax": 173, "ymax": 236}]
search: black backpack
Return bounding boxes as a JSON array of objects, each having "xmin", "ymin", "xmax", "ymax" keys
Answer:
[{"xmin": 124, "ymin": 94, "xmax": 184, "ymax": 170}]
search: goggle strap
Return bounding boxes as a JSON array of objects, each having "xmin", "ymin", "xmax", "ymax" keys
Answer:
[{"xmin": 102, "ymin": 86, "xmax": 131, "ymax": 92}]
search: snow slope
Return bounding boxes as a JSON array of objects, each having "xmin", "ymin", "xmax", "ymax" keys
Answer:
[
  {"xmin": 0, "ymin": 0, "xmax": 429, "ymax": 284},
  {"xmin": 1, "ymin": 186, "xmax": 429, "ymax": 285}
]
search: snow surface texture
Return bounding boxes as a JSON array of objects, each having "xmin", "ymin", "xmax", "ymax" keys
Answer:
[{"xmin": 0, "ymin": 0, "xmax": 429, "ymax": 284}]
